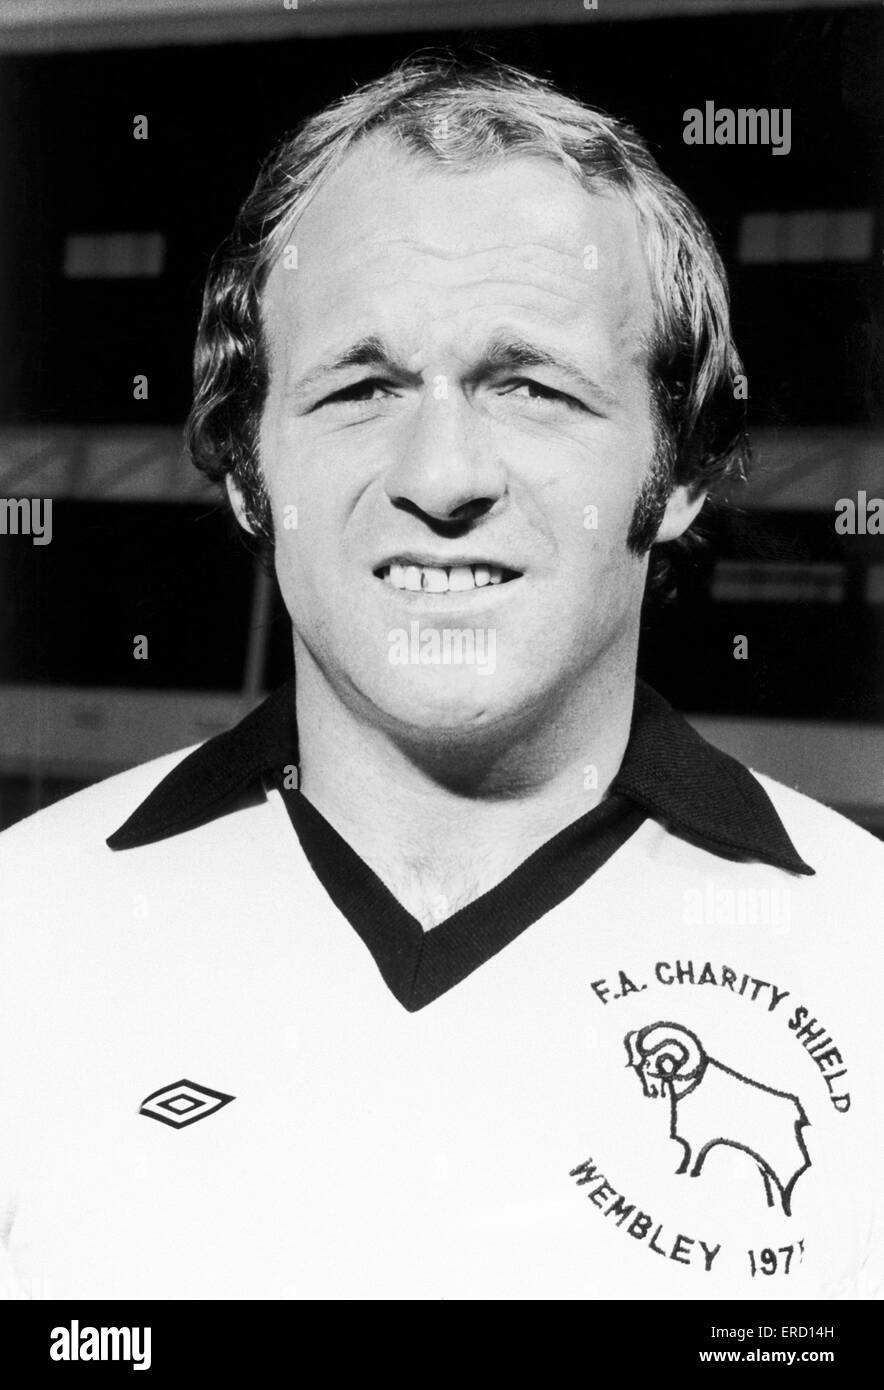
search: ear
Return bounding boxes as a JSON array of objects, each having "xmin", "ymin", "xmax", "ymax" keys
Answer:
[
  {"xmin": 225, "ymin": 472, "xmax": 257, "ymax": 536},
  {"xmin": 653, "ymin": 483, "xmax": 707, "ymax": 545}
]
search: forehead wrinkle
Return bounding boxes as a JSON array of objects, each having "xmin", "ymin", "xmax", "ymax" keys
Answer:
[
  {"xmin": 264, "ymin": 215, "xmax": 653, "ymax": 393},
  {"xmin": 345, "ymin": 235, "xmax": 597, "ymax": 265},
  {"xmin": 269, "ymin": 171, "xmax": 651, "ymax": 282},
  {"xmin": 284, "ymin": 272, "xmax": 646, "ymax": 358},
  {"xmin": 306, "ymin": 237, "xmax": 630, "ymax": 302},
  {"xmin": 287, "ymin": 146, "xmax": 651, "ymax": 293}
]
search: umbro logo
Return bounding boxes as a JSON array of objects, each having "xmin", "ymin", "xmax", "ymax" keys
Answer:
[{"xmin": 139, "ymin": 1079, "xmax": 235, "ymax": 1129}]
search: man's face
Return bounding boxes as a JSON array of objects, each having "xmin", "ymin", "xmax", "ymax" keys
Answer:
[{"xmin": 251, "ymin": 138, "xmax": 698, "ymax": 743}]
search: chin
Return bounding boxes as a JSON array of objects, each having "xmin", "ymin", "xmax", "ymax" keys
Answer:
[
  {"xmin": 389, "ymin": 671, "xmax": 496, "ymax": 720},
  {"xmin": 360, "ymin": 665, "xmax": 526, "ymax": 739}
]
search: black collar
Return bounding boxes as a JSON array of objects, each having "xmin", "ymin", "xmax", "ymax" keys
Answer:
[
  {"xmin": 107, "ymin": 678, "xmax": 812, "ymax": 877},
  {"xmin": 107, "ymin": 679, "xmax": 812, "ymax": 1010}
]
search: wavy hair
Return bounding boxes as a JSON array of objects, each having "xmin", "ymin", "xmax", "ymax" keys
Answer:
[{"xmin": 186, "ymin": 57, "xmax": 750, "ymax": 590}]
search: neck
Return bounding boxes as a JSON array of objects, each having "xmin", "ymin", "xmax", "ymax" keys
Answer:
[{"xmin": 293, "ymin": 647, "xmax": 638, "ymax": 928}]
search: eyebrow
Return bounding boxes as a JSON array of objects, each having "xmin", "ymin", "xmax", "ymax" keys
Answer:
[
  {"xmin": 285, "ymin": 336, "xmax": 418, "ymax": 405},
  {"xmin": 286, "ymin": 332, "xmax": 620, "ymax": 409},
  {"xmin": 476, "ymin": 335, "xmax": 620, "ymax": 409}
]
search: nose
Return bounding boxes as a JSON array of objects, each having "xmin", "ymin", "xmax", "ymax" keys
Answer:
[{"xmin": 383, "ymin": 391, "xmax": 507, "ymax": 527}]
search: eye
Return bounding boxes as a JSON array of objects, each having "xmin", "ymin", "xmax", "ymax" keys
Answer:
[
  {"xmin": 500, "ymin": 379, "xmax": 584, "ymax": 412},
  {"xmin": 317, "ymin": 378, "xmax": 398, "ymax": 409}
]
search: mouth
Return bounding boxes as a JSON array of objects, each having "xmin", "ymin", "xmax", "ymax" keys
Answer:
[{"xmin": 374, "ymin": 561, "xmax": 522, "ymax": 593}]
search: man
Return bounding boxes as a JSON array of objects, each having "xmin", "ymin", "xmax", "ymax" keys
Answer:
[{"xmin": 0, "ymin": 59, "xmax": 881, "ymax": 1300}]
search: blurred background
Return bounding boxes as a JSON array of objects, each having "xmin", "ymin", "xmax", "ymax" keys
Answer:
[{"xmin": 0, "ymin": 0, "xmax": 882, "ymax": 833}]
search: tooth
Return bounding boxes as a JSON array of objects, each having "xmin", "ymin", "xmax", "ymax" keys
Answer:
[
  {"xmin": 404, "ymin": 565, "xmax": 423, "ymax": 591},
  {"xmin": 488, "ymin": 567, "xmax": 503, "ymax": 585},
  {"xmin": 422, "ymin": 566, "xmax": 449, "ymax": 592},
  {"xmin": 448, "ymin": 565, "xmax": 476, "ymax": 591},
  {"xmin": 389, "ymin": 564, "xmax": 408, "ymax": 589},
  {"xmin": 472, "ymin": 565, "xmax": 491, "ymax": 587}
]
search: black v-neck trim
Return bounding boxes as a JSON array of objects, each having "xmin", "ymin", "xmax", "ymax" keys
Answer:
[
  {"xmin": 107, "ymin": 676, "xmax": 814, "ymax": 1011},
  {"xmin": 276, "ymin": 778, "xmax": 647, "ymax": 1011}
]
